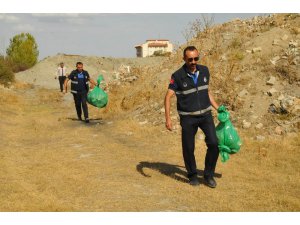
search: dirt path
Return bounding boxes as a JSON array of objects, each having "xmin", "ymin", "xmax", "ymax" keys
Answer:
[{"xmin": 0, "ymin": 87, "xmax": 299, "ymax": 211}]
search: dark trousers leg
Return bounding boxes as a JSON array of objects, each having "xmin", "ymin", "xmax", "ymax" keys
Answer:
[
  {"xmin": 59, "ymin": 76, "xmax": 66, "ymax": 92},
  {"xmin": 180, "ymin": 116, "xmax": 199, "ymax": 178},
  {"xmin": 198, "ymin": 113, "xmax": 219, "ymax": 177},
  {"xmin": 73, "ymin": 93, "xmax": 82, "ymax": 119},
  {"xmin": 73, "ymin": 92, "xmax": 89, "ymax": 120},
  {"xmin": 81, "ymin": 92, "xmax": 89, "ymax": 119}
]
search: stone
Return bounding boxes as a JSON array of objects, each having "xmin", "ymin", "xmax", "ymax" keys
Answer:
[
  {"xmin": 250, "ymin": 115, "xmax": 259, "ymax": 120},
  {"xmin": 266, "ymin": 76, "xmax": 276, "ymax": 85},
  {"xmin": 220, "ymin": 54, "xmax": 227, "ymax": 61},
  {"xmin": 255, "ymin": 123, "xmax": 264, "ymax": 129},
  {"xmin": 171, "ymin": 116, "xmax": 177, "ymax": 120},
  {"xmin": 139, "ymin": 120, "xmax": 148, "ymax": 125},
  {"xmin": 267, "ymin": 87, "xmax": 278, "ymax": 96},
  {"xmin": 270, "ymin": 56, "xmax": 281, "ymax": 65},
  {"xmin": 255, "ymin": 135, "xmax": 265, "ymax": 141},
  {"xmin": 242, "ymin": 120, "xmax": 251, "ymax": 129},
  {"xmin": 252, "ymin": 47, "xmax": 262, "ymax": 53},
  {"xmin": 277, "ymin": 94, "xmax": 285, "ymax": 101},
  {"xmin": 125, "ymin": 76, "xmax": 138, "ymax": 83},
  {"xmin": 275, "ymin": 126, "xmax": 284, "ymax": 135},
  {"xmin": 281, "ymin": 34, "xmax": 288, "ymax": 41},
  {"xmin": 291, "ymin": 57, "xmax": 299, "ymax": 65},
  {"xmin": 233, "ymin": 76, "xmax": 241, "ymax": 82},
  {"xmin": 238, "ymin": 89, "xmax": 249, "ymax": 98},
  {"xmin": 272, "ymin": 39, "xmax": 280, "ymax": 45},
  {"xmin": 289, "ymin": 40, "xmax": 298, "ymax": 48}
]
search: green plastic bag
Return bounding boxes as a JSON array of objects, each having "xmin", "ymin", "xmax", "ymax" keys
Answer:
[
  {"xmin": 87, "ymin": 75, "xmax": 108, "ymax": 108},
  {"xmin": 216, "ymin": 105, "xmax": 242, "ymax": 162}
]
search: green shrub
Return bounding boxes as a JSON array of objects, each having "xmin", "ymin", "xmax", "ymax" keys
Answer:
[
  {"xmin": 230, "ymin": 38, "xmax": 242, "ymax": 49},
  {"xmin": 152, "ymin": 50, "xmax": 171, "ymax": 57},
  {"xmin": 229, "ymin": 50, "xmax": 244, "ymax": 61},
  {"xmin": 0, "ymin": 56, "xmax": 15, "ymax": 87},
  {"xmin": 6, "ymin": 33, "xmax": 39, "ymax": 72}
]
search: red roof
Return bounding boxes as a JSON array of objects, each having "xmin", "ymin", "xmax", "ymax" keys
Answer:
[
  {"xmin": 148, "ymin": 43, "xmax": 168, "ymax": 47},
  {"xmin": 146, "ymin": 39, "xmax": 169, "ymax": 41}
]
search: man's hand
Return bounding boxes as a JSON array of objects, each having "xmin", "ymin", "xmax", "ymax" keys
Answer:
[{"xmin": 165, "ymin": 117, "xmax": 173, "ymax": 131}]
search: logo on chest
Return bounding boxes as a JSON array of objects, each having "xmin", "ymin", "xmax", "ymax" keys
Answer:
[{"xmin": 183, "ymin": 82, "xmax": 188, "ymax": 87}]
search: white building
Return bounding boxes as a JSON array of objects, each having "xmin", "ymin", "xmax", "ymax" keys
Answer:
[{"xmin": 135, "ymin": 39, "xmax": 173, "ymax": 57}]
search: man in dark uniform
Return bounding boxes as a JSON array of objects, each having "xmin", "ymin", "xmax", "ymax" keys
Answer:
[
  {"xmin": 164, "ymin": 46, "xmax": 220, "ymax": 187},
  {"xmin": 64, "ymin": 62, "xmax": 96, "ymax": 123}
]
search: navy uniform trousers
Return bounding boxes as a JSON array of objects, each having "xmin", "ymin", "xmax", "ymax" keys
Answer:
[
  {"xmin": 180, "ymin": 112, "xmax": 219, "ymax": 179},
  {"xmin": 72, "ymin": 91, "xmax": 89, "ymax": 120}
]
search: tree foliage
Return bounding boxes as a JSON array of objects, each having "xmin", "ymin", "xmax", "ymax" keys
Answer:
[
  {"xmin": 6, "ymin": 33, "xmax": 39, "ymax": 72},
  {"xmin": 0, "ymin": 56, "xmax": 15, "ymax": 86}
]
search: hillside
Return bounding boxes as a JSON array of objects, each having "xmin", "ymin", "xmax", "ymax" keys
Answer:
[
  {"xmin": 15, "ymin": 14, "xmax": 300, "ymax": 137},
  {"xmin": 0, "ymin": 13, "xmax": 299, "ymax": 212}
]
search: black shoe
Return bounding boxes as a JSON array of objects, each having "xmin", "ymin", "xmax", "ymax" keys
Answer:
[
  {"xmin": 189, "ymin": 177, "xmax": 200, "ymax": 186},
  {"xmin": 204, "ymin": 175, "xmax": 217, "ymax": 188},
  {"xmin": 78, "ymin": 117, "xmax": 82, "ymax": 121},
  {"xmin": 85, "ymin": 119, "xmax": 90, "ymax": 123}
]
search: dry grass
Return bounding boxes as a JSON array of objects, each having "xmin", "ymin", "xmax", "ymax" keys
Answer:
[
  {"xmin": 0, "ymin": 87, "xmax": 299, "ymax": 212},
  {"xmin": 1, "ymin": 14, "xmax": 300, "ymax": 212}
]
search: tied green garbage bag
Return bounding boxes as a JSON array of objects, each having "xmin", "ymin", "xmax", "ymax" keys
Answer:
[
  {"xmin": 216, "ymin": 105, "xmax": 242, "ymax": 162},
  {"xmin": 87, "ymin": 75, "xmax": 108, "ymax": 108}
]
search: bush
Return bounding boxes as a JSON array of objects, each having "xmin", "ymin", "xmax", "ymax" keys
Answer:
[
  {"xmin": 6, "ymin": 33, "xmax": 39, "ymax": 72},
  {"xmin": 0, "ymin": 56, "xmax": 15, "ymax": 87},
  {"xmin": 228, "ymin": 50, "xmax": 244, "ymax": 61},
  {"xmin": 152, "ymin": 50, "xmax": 171, "ymax": 57},
  {"xmin": 230, "ymin": 38, "xmax": 242, "ymax": 49}
]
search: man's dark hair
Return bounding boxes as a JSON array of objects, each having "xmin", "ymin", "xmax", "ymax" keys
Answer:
[
  {"xmin": 183, "ymin": 46, "xmax": 198, "ymax": 57},
  {"xmin": 76, "ymin": 62, "xmax": 83, "ymax": 66}
]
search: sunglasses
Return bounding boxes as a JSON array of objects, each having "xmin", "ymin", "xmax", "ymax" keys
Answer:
[{"xmin": 187, "ymin": 57, "xmax": 199, "ymax": 62}]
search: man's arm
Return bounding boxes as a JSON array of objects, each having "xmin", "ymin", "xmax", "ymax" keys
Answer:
[
  {"xmin": 63, "ymin": 78, "xmax": 69, "ymax": 93},
  {"xmin": 209, "ymin": 91, "xmax": 219, "ymax": 110},
  {"xmin": 164, "ymin": 89, "xmax": 175, "ymax": 131},
  {"xmin": 89, "ymin": 78, "xmax": 97, "ymax": 87},
  {"xmin": 55, "ymin": 68, "xmax": 58, "ymax": 79}
]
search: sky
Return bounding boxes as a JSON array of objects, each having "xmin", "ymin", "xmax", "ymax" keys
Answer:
[
  {"xmin": 0, "ymin": 0, "xmax": 297, "ymax": 61},
  {"xmin": 0, "ymin": 13, "xmax": 265, "ymax": 60}
]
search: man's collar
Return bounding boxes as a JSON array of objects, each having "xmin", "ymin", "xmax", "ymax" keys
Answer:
[{"xmin": 183, "ymin": 64, "xmax": 200, "ymax": 75}]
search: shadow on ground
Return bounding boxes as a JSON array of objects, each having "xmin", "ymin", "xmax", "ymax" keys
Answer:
[
  {"xmin": 136, "ymin": 161, "xmax": 222, "ymax": 184},
  {"xmin": 64, "ymin": 117, "xmax": 106, "ymax": 125}
]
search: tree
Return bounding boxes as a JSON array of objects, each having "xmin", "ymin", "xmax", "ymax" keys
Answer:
[
  {"xmin": 6, "ymin": 33, "xmax": 39, "ymax": 72},
  {"xmin": 0, "ymin": 55, "xmax": 15, "ymax": 86}
]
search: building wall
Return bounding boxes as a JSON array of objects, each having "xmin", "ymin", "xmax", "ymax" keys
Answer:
[{"xmin": 135, "ymin": 40, "xmax": 173, "ymax": 57}]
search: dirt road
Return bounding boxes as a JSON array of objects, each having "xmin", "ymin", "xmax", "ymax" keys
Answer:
[{"xmin": 0, "ymin": 86, "xmax": 299, "ymax": 212}]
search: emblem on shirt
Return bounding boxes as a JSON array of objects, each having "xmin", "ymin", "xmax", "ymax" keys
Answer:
[
  {"xmin": 183, "ymin": 82, "xmax": 187, "ymax": 87},
  {"xmin": 204, "ymin": 76, "xmax": 207, "ymax": 83},
  {"xmin": 170, "ymin": 78, "xmax": 174, "ymax": 84}
]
